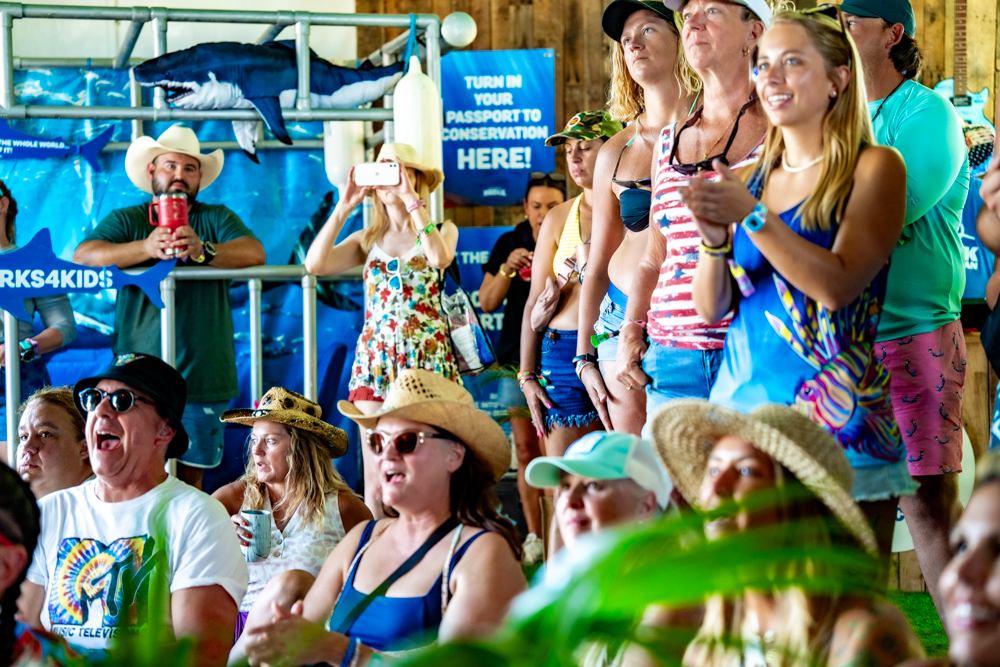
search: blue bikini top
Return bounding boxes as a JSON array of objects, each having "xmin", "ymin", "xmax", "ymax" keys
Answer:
[
  {"xmin": 326, "ymin": 520, "xmax": 487, "ymax": 652},
  {"xmin": 612, "ymin": 122, "xmax": 652, "ymax": 233}
]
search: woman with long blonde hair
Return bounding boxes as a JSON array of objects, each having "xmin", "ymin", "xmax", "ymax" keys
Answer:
[
  {"xmin": 684, "ymin": 5, "xmax": 914, "ymax": 554},
  {"xmin": 213, "ymin": 387, "xmax": 371, "ymax": 662},
  {"xmin": 575, "ymin": 0, "xmax": 698, "ymax": 436},
  {"xmin": 305, "ymin": 142, "xmax": 460, "ymax": 516}
]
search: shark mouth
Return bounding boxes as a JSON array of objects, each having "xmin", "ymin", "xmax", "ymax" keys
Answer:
[{"xmin": 141, "ymin": 80, "xmax": 195, "ymax": 104}]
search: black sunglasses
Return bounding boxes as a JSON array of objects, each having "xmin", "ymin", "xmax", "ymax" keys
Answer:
[
  {"xmin": 78, "ymin": 387, "xmax": 156, "ymax": 413},
  {"xmin": 529, "ymin": 171, "xmax": 566, "ymax": 181},
  {"xmin": 366, "ymin": 429, "xmax": 458, "ymax": 456},
  {"xmin": 670, "ymin": 96, "xmax": 757, "ymax": 176}
]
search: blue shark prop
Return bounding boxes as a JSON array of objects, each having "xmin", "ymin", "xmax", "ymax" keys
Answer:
[
  {"xmin": 0, "ymin": 121, "xmax": 114, "ymax": 172},
  {"xmin": 132, "ymin": 41, "xmax": 404, "ymax": 161},
  {"xmin": 0, "ymin": 228, "xmax": 175, "ymax": 321}
]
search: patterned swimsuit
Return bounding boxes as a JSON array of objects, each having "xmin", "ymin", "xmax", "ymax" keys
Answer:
[{"xmin": 348, "ymin": 243, "xmax": 461, "ymax": 401}]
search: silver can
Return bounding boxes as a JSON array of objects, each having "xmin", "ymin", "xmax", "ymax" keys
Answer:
[{"xmin": 240, "ymin": 509, "xmax": 272, "ymax": 563}]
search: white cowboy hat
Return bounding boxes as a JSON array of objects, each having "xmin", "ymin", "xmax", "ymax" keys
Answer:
[{"xmin": 125, "ymin": 124, "xmax": 224, "ymax": 194}]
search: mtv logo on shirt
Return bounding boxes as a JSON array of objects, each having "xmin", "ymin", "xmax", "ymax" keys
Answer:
[{"xmin": 47, "ymin": 535, "xmax": 165, "ymax": 638}]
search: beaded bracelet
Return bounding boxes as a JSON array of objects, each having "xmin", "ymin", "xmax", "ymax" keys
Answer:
[
  {"xmin": 699, "ymin": 239, "xmax": 732, "ymax": 259},
  {"xmin": 518, "ymin": 370, "xmax": 548, "ymax": 389}
]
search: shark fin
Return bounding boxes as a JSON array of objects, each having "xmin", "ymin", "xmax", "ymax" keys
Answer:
[
  {"xmin": 0, "ymin": 229, "xmax": 51, "ymax": 320},
  {"xmin": 79, "ymin": 126, "xmax": 115, "ymax": 173},
  {"xmin": 232, "ymin": 121, "xmax": 260, "ymax": 162},
  {"xmin": 114, "ymin": 259, "xmax": 177, "ymax": 309},
  {"xmin": 248, "ymin": 97, "xmax": 292, "ymax": 145}
]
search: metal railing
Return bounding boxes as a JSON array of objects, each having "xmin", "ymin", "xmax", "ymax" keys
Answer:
[
  {"xmin": 4, "ymin": 264, "xmax": 362, "ymax": 463},
  {"xmin": 0, "ymin": 5, "xmax": 447, "ymax": 462}
]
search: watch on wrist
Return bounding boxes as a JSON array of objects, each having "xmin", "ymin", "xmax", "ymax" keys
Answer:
[
  {"xmin": 201, "ymin": 240, "xmax": 218, "ymax": 264},
  {"xmin": 741, "ymin": 202, "xmax": 769, "ymax": 233},
  {"xmin": 19, "ymin": 338, "xmax": 39, "ymax": 362}
]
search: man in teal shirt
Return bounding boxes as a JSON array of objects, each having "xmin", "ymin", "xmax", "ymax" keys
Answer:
[{"xmin": 844, "ymin": 0, "xmax": 968, "ymax": 622}]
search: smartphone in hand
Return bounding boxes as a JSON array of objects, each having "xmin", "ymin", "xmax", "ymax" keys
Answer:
[{"xmin": 354, "ymin": 162, "xmax": 401, "ymax": 187}]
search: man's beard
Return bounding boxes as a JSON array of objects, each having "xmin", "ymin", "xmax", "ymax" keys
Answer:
[{"xmin": 151, "ymin": 176, "xmax": 199, "ymax": 204}]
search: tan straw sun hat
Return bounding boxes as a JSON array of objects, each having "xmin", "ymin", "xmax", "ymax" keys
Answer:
[
  {"xmin": 221, "ymin": 387, "xmax": 349, "ymax": 458},
  {"xmin": 338, "ymin": 369, "xmax": 511, "ymax": 481},
  {"xmin": 376, "ymin": 142, "xmax": 445, "ymax": 193},
  {"xmin": 651, "ymin": 399, "xmax": 878, "ymax": 554},
  {"xmin": 125, "ymin": 123, "xmax": 224, "ymax": 194}
]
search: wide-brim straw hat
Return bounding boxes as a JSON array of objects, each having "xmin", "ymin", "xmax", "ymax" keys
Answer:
[
  {"xmin": 221, "ymin": 387, "xmax": 348, "ymax": 458},
  {"xmin": 125, "ymin": 123, "xmax": 224, "ymax": 194},
  {"xmin": 338, "ymin": 369, "xmax": 510, "ymax": 482},
  {"xmin": 376, "ymin": 142, "xmax": 445, "ymax": 193},
  {"xmin": 651, "ymin": 399, "xmax": 878, "ymax": 554}
]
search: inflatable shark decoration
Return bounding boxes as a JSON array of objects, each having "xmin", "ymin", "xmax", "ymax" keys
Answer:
[
  {"xmin": 132, "ymin": 41, "xmax": 404, "ymax": 161},
  {"xmin": 0, "ymin": 121, "xmax": 114, "ymax": 172},
  {"xmin": 0, "ymin": 228, "xmax": 175, "ymax": 321}
]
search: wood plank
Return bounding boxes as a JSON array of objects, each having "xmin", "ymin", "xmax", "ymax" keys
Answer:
[
  {"xmin": 898, "ymin": 549, "xmax": 927, "ymax": 592},
  {"xmin": 922, "ymin": 0, "xmax": 947, "ymax": 87},
  {"xmin": 964, "ymin": 331, "xmax": 992, "ymax": 461},
  {"xmin": 564, "ymin": 0, "xmax": 586, "ymax": 91},
  {"xmin": 888, "ymin": 552, "xmax": 901, "ymax": 590},
  {"xmin": 912, "ymin": 0, "xmax": 926, "ymax": 47},
  {"xmin": 491, "ymin": 0, "xmax": 513, "ymax": 51},
  {"xmin": 944, "ymin": 0, "xmax": 954, "ymax": 80},
  {"xmin": 355, "ymin": 0, "xmax": 386, "ymax": 61},
  {"xmin": 967, "ymin": 0, "xmax": 996, "ymax": 123},
  {"xmin": 473, "ymin": 206, "xmax": 496, "ymax": 227}
]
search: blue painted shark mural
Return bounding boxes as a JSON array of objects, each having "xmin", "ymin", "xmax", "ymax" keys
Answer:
[{"xmin": 132, "ymin": 41, "xmax": 403, "ymax": 161}]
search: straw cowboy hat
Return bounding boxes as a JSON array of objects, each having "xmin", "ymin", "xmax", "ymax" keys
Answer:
[
  {"xmin": 221, "ymin": 387, "xmax": 349, "ymax": 458},
  {"xmin": 338, "ymin": 369, "xmax": 511, "ymax": 481},
  {"xmin": 125, "ymin": 123, "xmax": 224, "ymax": 194},
  {"xmin": 651, "ymin": 400, "xmax": 878, "ymax": 554},
  {"xmin": 376, "ymin": 142, "xmax": 445, "ymax": 193}
]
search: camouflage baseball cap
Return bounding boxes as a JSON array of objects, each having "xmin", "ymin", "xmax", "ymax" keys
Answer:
[{"xmin": 545, "ymin": 110, "xmax": 623, "ymax": 147}]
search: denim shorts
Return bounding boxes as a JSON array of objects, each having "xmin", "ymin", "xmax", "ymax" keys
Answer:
[
  {"xmin": 540, "ymin": 329, "xmax": 598, "ymax": 430},
  {"xmin": 594, "ymin": 282, "xmax": 628, "ymax": 363},
  {"xmin": 497, "ymin": 376, "xmax": 528, "ymax": 410},
  {"xmin": 641, "ymin": 341, "xmax": 723, "ymax": 438},
  {"xmin": 177, "ymin": 401, "xmax": 229, "ymax": 468}
]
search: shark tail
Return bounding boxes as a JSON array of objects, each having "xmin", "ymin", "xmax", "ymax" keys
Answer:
[
  {"xmin": 79, "ymin": 126, "xmax": 115, "ymax": 173},
  {"xmin": 114, "ymin": 259, "xmax": 177, "ymax": 308}
]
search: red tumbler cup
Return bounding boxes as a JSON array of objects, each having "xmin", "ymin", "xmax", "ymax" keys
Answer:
[
  {"xmin": 519, "ymin": 252, "xmax": 533, "ymax": 281},
  {"xmin": 148, "ymin": 193, "xmax": 188, "ymax": 256}
]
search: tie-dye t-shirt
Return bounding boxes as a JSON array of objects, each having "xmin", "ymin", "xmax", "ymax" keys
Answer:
[
  {"xmin": 709, "ymin": 190, "xmax": 905, "ymax": 470},
  {"xmin": 26, "ymin": 476, "xmax": 248, "ymax": 650}
]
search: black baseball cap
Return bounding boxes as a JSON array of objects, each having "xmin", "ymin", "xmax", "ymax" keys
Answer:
[
  {"xmin": 602, "ymin": 0, "xmax": 677, "ymax": 42},
  {"xmin": 74, "ymin": 352, "xmax": 189, "ymax": 459},
  {"xmin": 840, "ymin": 0, "xmax": 916, "ymax": 37}
]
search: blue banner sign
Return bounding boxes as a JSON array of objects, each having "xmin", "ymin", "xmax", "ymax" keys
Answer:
[
  {"xmin": 0, "ymin": 120, "xmax": 113, "ymax": 172},
  {"xmin": 441, "ymin": 49, "xmax": 555, "ymax": 206},
  {"xmin": 0, "ymin": 228, "xmax": 174, "ymax": 320}
]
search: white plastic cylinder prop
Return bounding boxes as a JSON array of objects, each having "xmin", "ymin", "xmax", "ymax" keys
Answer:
[
  {"xmin": 392, "ymin": 55, "xmax": 443, "ymax": 177},
  {"xmin": 324, "ymin": 120, "xmax": 366, "ymax": 194}
]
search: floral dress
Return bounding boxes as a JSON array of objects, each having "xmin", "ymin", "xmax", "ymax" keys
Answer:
[{"xmin": 348, "ymin": 243, "xmax": 461, "ymax": 401}]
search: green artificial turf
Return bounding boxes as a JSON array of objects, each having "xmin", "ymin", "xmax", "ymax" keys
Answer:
[{"xmin": 890, "ymin": 591, "xmax": 949, "ymax": 658}]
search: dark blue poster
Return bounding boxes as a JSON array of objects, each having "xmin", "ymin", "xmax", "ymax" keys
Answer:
[{"xmin": 441, "ymin": 49, "xmax": 555, "ymax": 206}]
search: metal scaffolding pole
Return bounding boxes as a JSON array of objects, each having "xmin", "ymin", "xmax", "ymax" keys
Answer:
[
  {"xmin": 301, "ymin": 274, "xmax": 317, "ymax": 401},
  {"xmin": 425, "ymin": 17, "xmax": 444, "ymax": 223},
  {"xmin": 4, "ymin": 312, "xmax": 19, "ymax": 463},
  {"xmin": 113, "ymin": 18, "xmax": 145, "ymax": 69},
  {"xmin": 151, "ymin": 10, "xmax": 167, "ymax": 109},
  {"xmin": 0, "ymin": 105, "xmax": 393, "ymax": 122},
  {"xmin": 0, "ymin": 8, "xmax": 15, "ymax": 109},
  {"xmin": 248, "ymin": 279, "xmax": 263, "ymax": 404}
]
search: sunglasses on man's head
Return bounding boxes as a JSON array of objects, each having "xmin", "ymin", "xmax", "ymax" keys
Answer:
[
  {"xmin": 78, "ymin": 387, "xmax": 156, "ymax": 414},
  {"xmin": 365, "ymin": 429, "xmax": 458, "ymax": 456}
]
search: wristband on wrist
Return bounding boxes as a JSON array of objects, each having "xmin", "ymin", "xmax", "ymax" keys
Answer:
[
  {"xmin": 19, "ymin": 337, "xmax": 39, "ymax": 362},
  {"xmin": 415, "ymin": 221, "xmax": 436, "ymax": 247},
  {"xmin": 517, "ymin": 370, "xmax": 549, "ymax": 390},
  {"xmin": 620, "ymin": 319, "xmax": 647, "ymax": 332},
  {"xmin": 572, "ymin": 353, "xmax": 598, "ymax": 379},
  {"xmin": 406, "ymin": 198, "xmax": 427, "ymax": 213},
  {"xmin": 340, "ymin": 637, "xmax": 360, "ymax": 667},
  {"xmin": 699, "ymin": 238, "xmax": 732, "ymax": 259},
  {"xmin": 741, "ymin": 201, "xmax": 769, "ymax": 233}
]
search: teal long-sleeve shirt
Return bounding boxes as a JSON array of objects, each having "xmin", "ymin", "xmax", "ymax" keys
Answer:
[{"xmin": 871, "ymin": 79, "xmax": 969, "ymax": 341}]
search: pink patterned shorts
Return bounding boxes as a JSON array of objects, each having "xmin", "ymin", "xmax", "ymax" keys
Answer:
[{"xmin": 878, "ymin": 319, "xmax": 965, "ymax": 476}]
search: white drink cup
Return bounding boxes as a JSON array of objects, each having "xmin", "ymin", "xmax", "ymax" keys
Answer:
[{"xmin": 240, "ymin": 509, "xmax": 272, "ymax": 563}]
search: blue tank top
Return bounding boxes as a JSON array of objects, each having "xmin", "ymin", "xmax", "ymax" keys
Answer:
[
  {"xmin": 709, "ymin": 190, "xmax": 905, "ymax": 469},
  {"xmin": 326, "ymin": 521, "xmax": 487, "ymax": 652}
]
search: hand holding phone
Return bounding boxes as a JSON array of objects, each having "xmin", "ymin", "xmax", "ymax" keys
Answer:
[{"xmin": 354, "ymin": 162, "xmax": 401, "ymax": 187}]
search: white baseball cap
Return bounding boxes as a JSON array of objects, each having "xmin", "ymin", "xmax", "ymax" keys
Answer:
[
  {"xmin": 662, "ymin": 0, "xmax": 772, "ymax": 26},
  {"xmin": 525, "ymin": 432, "xmax": 673, "ymax": 508}
]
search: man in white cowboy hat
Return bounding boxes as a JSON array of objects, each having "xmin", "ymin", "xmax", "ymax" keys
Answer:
[{"xmin": 74, "ymin": 124, "xmax": 265, "ymax": 490}]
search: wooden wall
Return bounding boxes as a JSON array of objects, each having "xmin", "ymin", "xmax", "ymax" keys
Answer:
[
  {"xmin": 357, "ymin": 0, "xmax": 1000, "ymax": 226},
  {"xmin": 356, "ymin": 0, "xmax": 613, "ymax": 227}
]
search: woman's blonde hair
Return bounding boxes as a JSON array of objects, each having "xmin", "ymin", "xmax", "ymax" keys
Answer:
[
  {"xmin": 607, "ymin": 14, "xmax": 700, "ymax": 123},
  {"xmin": 683, "ymin": 468, "xmax": 857, "ymax": 667},
  {"xmin": 241, "ymin": 425, "xmax": 353, "ymax": 529},
  {"xmin": 17, "ymin": 385, "xmax": 85, "ymax": 445},
  {"xmin": 360, "ymin": 169, "xmax": 433, "ymax": 254},
  {"xmin": 745, "ymin": 9, "xmax": 872, "ymax": 233}
]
